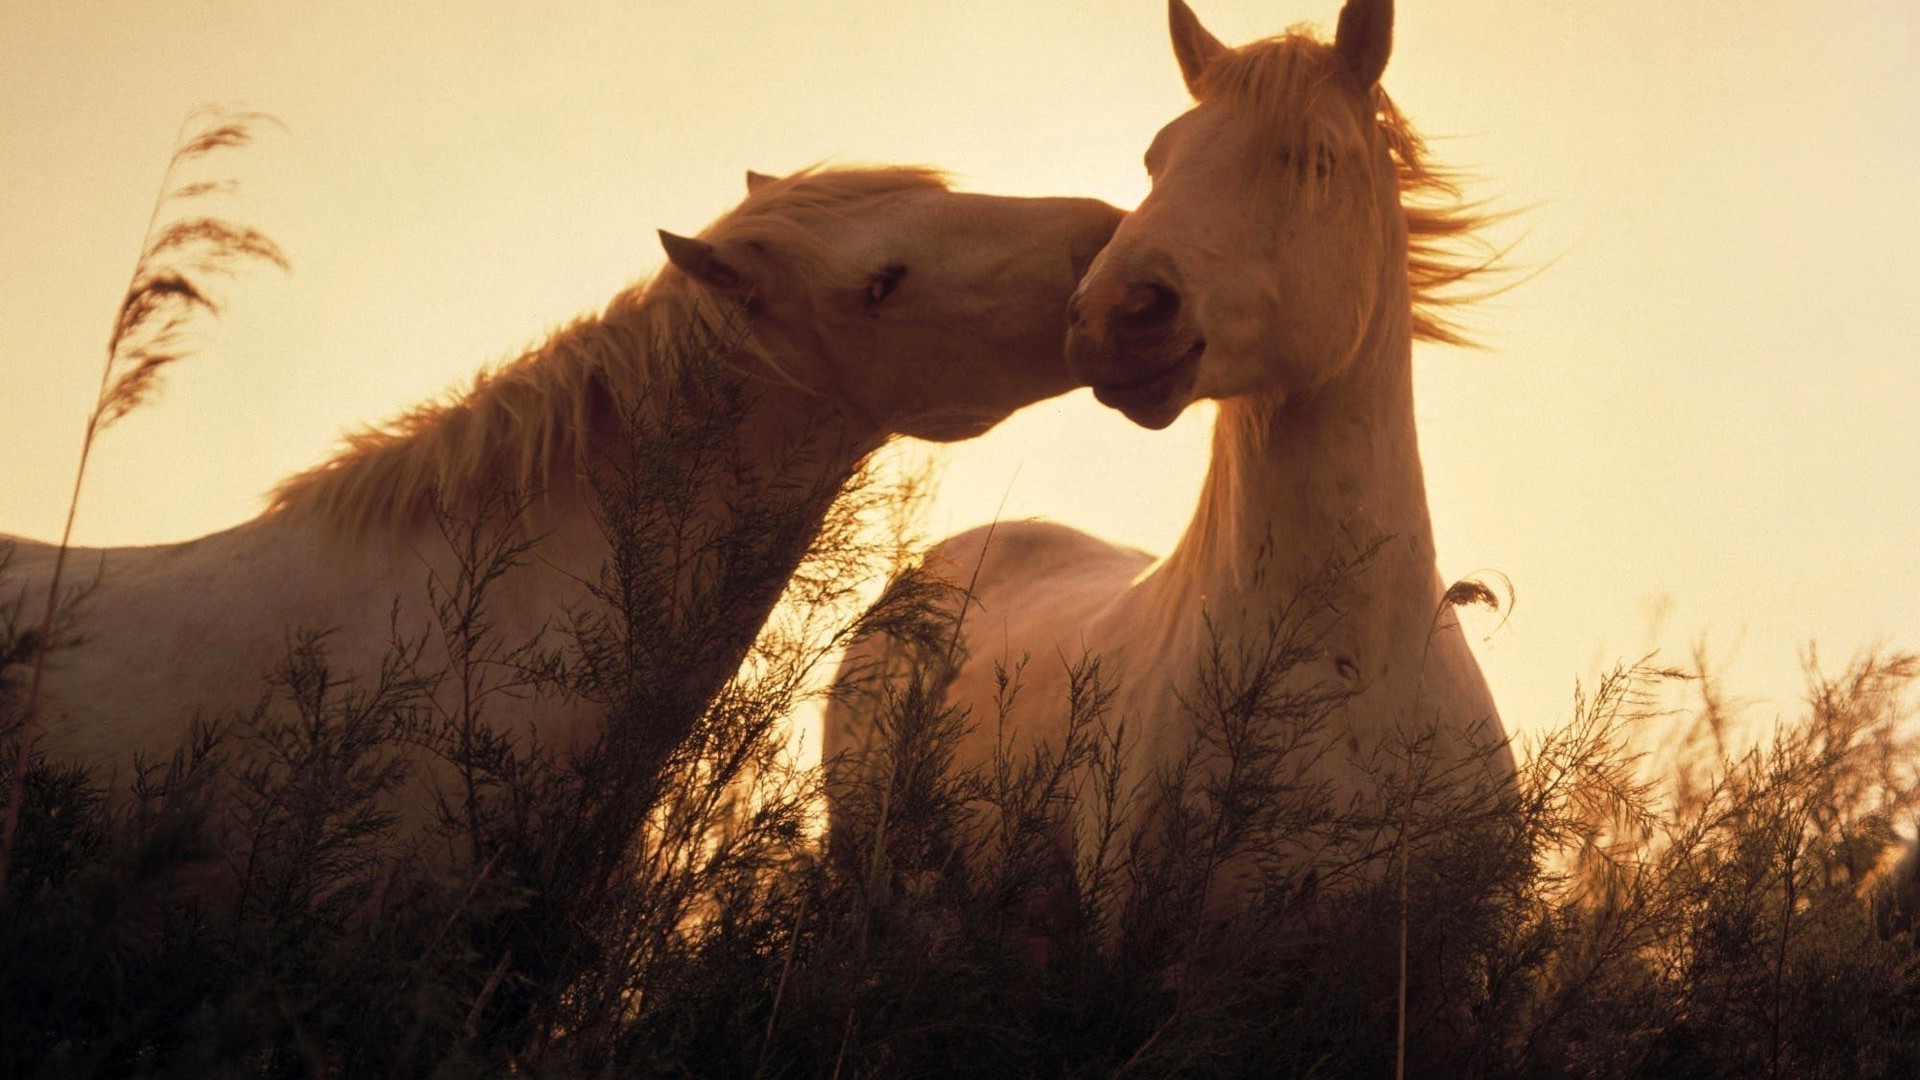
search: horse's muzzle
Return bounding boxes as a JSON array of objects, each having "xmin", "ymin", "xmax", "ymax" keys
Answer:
[{"xmin": 1067, "ymin": 272, "xmax": 1203, "ymax": 430}]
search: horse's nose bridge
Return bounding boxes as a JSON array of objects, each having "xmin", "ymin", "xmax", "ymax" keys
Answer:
[{"xmin": 1011, "ymin": 196, "xmax": 1122, "ymax": 278}]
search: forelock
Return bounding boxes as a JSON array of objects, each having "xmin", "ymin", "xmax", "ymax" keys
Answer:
[{"xmin": 1195, "ymin": 30, "xmax": 1373, "ymax": 193}]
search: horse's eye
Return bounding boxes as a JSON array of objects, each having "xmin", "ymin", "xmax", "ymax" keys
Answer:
[{"xmin": 866, "ymin": 265, "xmax": 907, "ymax": 305}]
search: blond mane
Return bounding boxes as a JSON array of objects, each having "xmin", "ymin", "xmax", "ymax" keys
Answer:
[
  {"xmin": 1197, "ymin": 29, "xmax": 1502, "ymax": 346},
  {"xmin": 267, "ymin": 166, "xmax": 951, "ymax": 536}
]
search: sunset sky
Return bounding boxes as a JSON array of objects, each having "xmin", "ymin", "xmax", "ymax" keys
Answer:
[{"xmin": 3, "ymin": 1, "xmax": 1916, "ymax": 739}]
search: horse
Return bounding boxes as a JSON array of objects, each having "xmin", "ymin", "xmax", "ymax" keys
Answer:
[
  {"xmin": 827, "ymin": 0, "xmax": 1515, "ymax": 921},
  {"xmin": 3, "ymin": 166, "xmax": 1121, "ymax": 846}
]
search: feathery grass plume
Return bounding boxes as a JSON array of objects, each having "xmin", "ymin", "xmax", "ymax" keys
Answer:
[
  {"xmin": 100, "ymin": 107, "xmax": 289, "ymax": 430},
  {"xmin": 0, "ymin": 107, "xmax": 287, "ymax": 897}
]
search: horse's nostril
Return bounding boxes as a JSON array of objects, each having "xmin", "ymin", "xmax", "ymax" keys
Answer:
[
  {"xmin": 1119, "ymin": 280, "xmax": 1180, "ymax": 328},
  {"xmin": 1066, "ymin": 292, "xmax": 1086, "ymax": 328}
]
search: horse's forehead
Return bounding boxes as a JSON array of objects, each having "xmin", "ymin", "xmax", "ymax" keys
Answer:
[
  {"xmin": 1143, "ymin": 102, "xmax": 1287, "ymax": 199},
  {"xmin": 1155, "ymin": 103, "xmax": 1241, "ymax": 161},
  {"xmin": 749, "ymin": 186, "xmax": 926, "ymax": 240}
]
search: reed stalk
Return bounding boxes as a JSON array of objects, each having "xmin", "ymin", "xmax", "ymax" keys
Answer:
[{"xmin": 0, "ymin": 107, "xmax": 286, "ymax": 897}]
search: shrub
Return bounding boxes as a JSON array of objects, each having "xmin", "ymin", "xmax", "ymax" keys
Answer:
[{"xmin": 4, "ymin": 272, "xmax": 1916, "ymax": 1077}]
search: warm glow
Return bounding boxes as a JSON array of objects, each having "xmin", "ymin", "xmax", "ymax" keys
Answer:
[{"xmin": 2, "ymin": 1, "xmax": 1915, "ymax": 735}]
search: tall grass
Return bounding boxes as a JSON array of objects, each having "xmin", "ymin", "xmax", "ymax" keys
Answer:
[
  {"xmin": 0, "ymin": 107, "xmax": 288, "ymax": 895},
  {"xmin": 5, "ymin": 451, "xmax": 1915, "ymax": 1076}
]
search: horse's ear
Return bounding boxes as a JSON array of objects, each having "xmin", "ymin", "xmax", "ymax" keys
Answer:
[
  {"xmin": 745, "ymin": 169, "xmax": 777, "ymax": 193},
  {"xmin": 659, "ymin": 230, "xmax": 752, "ymax": 299},
  {"xmin": 1334, "ymin": 0, "xmax": 1393, "ymax": 88},
  {"xmin": 1169, "ymin": 0, "xmax": 1227, "ymax": 98}
]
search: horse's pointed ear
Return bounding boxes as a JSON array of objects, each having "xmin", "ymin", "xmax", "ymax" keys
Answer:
[
  {"xmin": 1334, "ymin": 0, "xmax": 1393, "ymax": 88},
  {"xmin": 745, "ymin": 169, "xmax": 777, "ymax": 193},
  {"xmin": 659, "ymin": 230, "xmax": 751, "ymax": 298},
  {"xmin": 1169, "ymin": 0, "xmax": 1227, "ymax": 98}
]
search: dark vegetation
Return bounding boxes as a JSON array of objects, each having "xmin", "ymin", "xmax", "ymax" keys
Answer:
[
  {"xmin": 4, "ymin": 111, "xmax": 1917, "ymax": 1078},
  {"xmin": 4, "ymin": 375, "xmax": 1917, "ymax": 1076}
]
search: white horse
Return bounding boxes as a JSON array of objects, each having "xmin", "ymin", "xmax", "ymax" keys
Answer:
[
  {"xmin": 829, "ymin": 1, "xmax": 1513, "ymax": 909},
  {"xmin": 5, "ymin": 166, "xmax": 1120, "ymax": 839}
]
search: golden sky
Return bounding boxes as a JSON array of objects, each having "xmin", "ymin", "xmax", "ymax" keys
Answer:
[{"xmin": 3, "ymin": 1, "xmax": 1916, "ymax": 736}]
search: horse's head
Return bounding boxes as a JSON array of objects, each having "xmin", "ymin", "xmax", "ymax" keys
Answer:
[
  {"xmin": 1069, "ymin": 0, "xmax": 1407, "ymax": 430},
  {"xmin": 661, "ymin": 168, "xmax": 1121, "ymax": 441}
]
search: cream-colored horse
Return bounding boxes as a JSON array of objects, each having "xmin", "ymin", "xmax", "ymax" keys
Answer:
[
  {"xmin": 6, "ymin": 167, "xmax": 1119, "ymax": 837},
  {"xmin": 829, "ymin": 1, "xmax": 1513, "ymax": 908}
]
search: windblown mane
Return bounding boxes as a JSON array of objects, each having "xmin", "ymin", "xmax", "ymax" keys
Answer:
[
  {"xmin": 1196, "ymin": 28, "xmax": 1502, "ymax": 346},
  {"xmin": 264, "ymin": 276, "xmax": 724, "ymax": 536},
  {"xmin": 267, "ymin": 166, "xmax": 950, "ymax": 536}
]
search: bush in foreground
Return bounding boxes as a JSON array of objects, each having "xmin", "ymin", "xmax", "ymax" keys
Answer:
[{"xmin": 3, "ymin": 456, "xmax": 1917, "ymax": 1077}]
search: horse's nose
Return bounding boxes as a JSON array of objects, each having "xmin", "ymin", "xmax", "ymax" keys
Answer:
[
  {"xmin": 1116, "ymin": 280, "xmax": 1181, "ymax": 331},
  {"xmin": 1070, "ymin": 272, "xmax": 1183, "ymax": 347}
]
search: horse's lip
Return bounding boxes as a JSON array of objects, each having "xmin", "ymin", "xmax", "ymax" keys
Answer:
[{"xmin": 1088, "ymin": 339, "xmax": 1204, "ymax": 406}]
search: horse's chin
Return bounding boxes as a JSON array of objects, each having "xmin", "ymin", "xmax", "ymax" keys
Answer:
[
  {"xmin": 1107, "ymin": 395, "xmax": 1191, "ymax": 431},
  {"xmin": 1088, "ymin": 340, "xmax": 1203, "ymax": 430}
]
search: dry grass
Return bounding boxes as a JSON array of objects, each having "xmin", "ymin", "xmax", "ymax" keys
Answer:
[
  {"xmin": 5, "ymin": 457, "xmax": 1914, "ymax": 1076},
  {"xmin": 0, "ymin": 107, "xmax": 288, "ymax": 896}
]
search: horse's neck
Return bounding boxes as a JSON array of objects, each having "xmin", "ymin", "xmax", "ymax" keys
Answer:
[
  {"xmin": 508, "ymin": 299, "xmax": 880, "ymax": 584},
  {"xmin": 319, "ymin": 313, "xmax": 878, "ymax": 715},
  {"xmin": 556, "ymin": 343, "xmax": 879, "ymax": 711},
  {"xmin": 1145, "ymin": 309, "xmax": 1440, "ymax": 668}
]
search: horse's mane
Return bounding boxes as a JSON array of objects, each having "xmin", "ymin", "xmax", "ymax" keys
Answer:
[
  {"xmin": 266, "ymin": 166, "xmax": 949, "ymax": 536},
  {"xmin": 1196, "ymin": 28, "xmax": 1501, "ymax": 346}
]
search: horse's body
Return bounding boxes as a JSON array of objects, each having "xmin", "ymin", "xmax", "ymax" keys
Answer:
[
  {"xmin": 829, "ymin": 2, "xmax": 1513, "ymax": 908},
  {"xmin": 6, "ymin": 167, "xmax": 1120, "ymax": 837}
]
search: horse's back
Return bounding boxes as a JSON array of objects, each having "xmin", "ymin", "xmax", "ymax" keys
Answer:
[
  {"xmin": 925, "ymin": 519, "xmax": 1151, "ymax": 613},
  {"xmin": 824, "ymin": 519, "xmax": 1151, "ymax": 779},
  {"xmin": 3, "ymin": 523, "xmax": 313, "ymax": 768},
  {"xmin": 4, "ymin": 514, "xmax": 610, "ymax": 843},
  {"xmin": 0, "ymin": 532, "xmax": 59, "ymax": 580}
]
